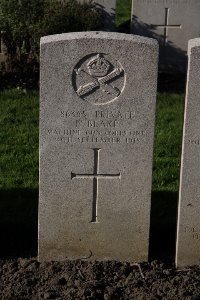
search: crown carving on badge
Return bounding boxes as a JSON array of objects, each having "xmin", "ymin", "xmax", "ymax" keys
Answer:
[{"xmin": 87, "ymin": 54, "xmax": 111, "ymax": 77}]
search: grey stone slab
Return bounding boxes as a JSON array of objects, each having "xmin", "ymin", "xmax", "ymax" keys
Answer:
[
  {"xmin": 131, "ymin": 0, "xmax": 200, "ymax": 72},
  {"xmin": 39, "ymin": 32, "xmax": 158, "ymax": 262},
  {"xmin": 80, "ymin": 0, "xmax": 116, "ymax": 31},
  {"xmin": 176, "ymin": 38, "xmax": 200, "ymax": 268}
]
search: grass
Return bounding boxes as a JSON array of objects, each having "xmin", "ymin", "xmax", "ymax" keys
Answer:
[
  {"xmin": 153, "ymin": 93, "xmax": 184, "ymax": 192},
  {"xmin": 0, "ymin": 89, "xmax": 39, "ymax": 189},
  {"xmin": 116, "ymin": 0, "xmax": 132, "ymax": 32},
  {"xmin": 0, "ymin": 90, "xmax": 184, "ymax": 192}
]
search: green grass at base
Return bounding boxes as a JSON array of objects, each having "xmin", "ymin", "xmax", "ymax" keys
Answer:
[
  {"xmin": 0, "ymin": 89, "xmax": 39, "ymax": 189},
  {"xmin": 153, "ymin": 93, "xmax": 184, "ymax": 192},
  {"xmin": 0, "ymin": 90, "xmax": 184, "ymax": 192}
]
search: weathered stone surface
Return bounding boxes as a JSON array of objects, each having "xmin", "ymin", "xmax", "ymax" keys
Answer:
[
  {"xmin": 176, "ymin": 38, "xmax": 200, "ymax": 268},
  {"xmin": 39, "ymin": 32, "xmax": 158, "ymax": 262},
  {"xmin": 131, "ymin": 0, "xmax": 200, "ymax": 72}
]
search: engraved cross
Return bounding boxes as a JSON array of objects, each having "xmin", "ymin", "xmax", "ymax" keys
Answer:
[
  {"xmin": 71, "ymin": 148, "xmax": 121, "ymax": 223},
  {"xmin": 152, "ymin": 8, "xmax": 181, "ymax": 46}
]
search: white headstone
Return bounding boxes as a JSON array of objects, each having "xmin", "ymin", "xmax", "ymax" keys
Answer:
[
  {"xmin": 131, "ymin": 0, "xmax": 200, "ymax": 72},
  {"xmin": 176, "ymin": 38, "xmax": 200, "ymax": 267},
  {"xmin": 39, "ymin": 32, "xmax": 158, "ymax": 262}
]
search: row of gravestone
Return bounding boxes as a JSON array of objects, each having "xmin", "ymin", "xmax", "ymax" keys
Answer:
[
  {"xmin": 97, "ymin": 0, "xmax": 200, "ymax": 73},
  {"xmin": 1, "ymin": 0, "xmax": 200, "ymax": 73},
  {"xmin": 81, "ymin": 0, "xmax": 200, "ymax": 73},
  {"xmin": 39, "ymin": 31, "xmax": 200, "ymax": 268},
  {"xmin": 99, "ymin": 0, "xmax": 200, "ymax": 73}
]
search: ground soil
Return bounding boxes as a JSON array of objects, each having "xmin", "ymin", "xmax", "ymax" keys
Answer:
[{"xmin": 1, "ymin": 258, "xmax": 200, "ymax": 299}]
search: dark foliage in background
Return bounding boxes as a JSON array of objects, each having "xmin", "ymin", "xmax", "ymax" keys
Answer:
[{"xmin": 0, "ymin": 0, "xmax": 102, "ymax": 89}]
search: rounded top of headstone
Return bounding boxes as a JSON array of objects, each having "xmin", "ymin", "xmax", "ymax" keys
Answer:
[{"xmin": 40, "ymin": 31, "xmax": 158, "ymax": 48}]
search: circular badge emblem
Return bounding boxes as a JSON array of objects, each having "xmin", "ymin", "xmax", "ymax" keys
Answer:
[{"xmin": 73, "ymin": 53, "xmax": 125, "ymax": 105}]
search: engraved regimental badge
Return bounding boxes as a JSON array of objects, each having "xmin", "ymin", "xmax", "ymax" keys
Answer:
[{"xmin": 73, "ymin": 53, "xmax": 125, "ymax": 105}]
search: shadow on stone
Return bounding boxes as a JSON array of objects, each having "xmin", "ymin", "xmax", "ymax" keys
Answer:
[
  {"xmin": 0, "ymin": 189, "xmax": 38, "ymax": 259},
  {"xmin": 149, "ymin": 191, "xmax": 178, "ymax": 263},
  {"xmin": 132, "ymin": 15, "xmax": 187, "ymax": 73},
  {"xmin": 95, "ymin": 3, "xmax": 116, "ymax": 31}
]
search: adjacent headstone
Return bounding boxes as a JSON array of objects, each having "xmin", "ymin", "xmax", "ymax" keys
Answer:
[
  {"xmin": 80, "ymin": 0, "xmax": 116, "ymax": 31},
  {"xmin": 95, "ymin": 0, "xmax": 116, "ymax": 31},
  {"xmin": 131, "ymin": 0, "xmax": 200, "ymax": 72},
  {"xmin": 176, "ymin": 38, "xmax": 200, "ymax": 267},
  {"xmin": 39, "ymin": 32, "xmax": 158, "ymax": 262}
]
